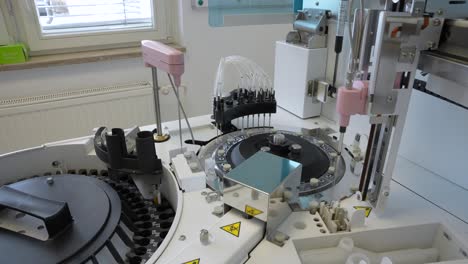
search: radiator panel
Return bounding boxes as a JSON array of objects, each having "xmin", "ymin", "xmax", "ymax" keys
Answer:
[{"xmin": 0, "ymin": 82, "xmax": 156, "ymax": 154}]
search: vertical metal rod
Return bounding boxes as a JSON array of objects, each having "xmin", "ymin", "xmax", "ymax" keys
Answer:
[
  {"xmin": 176, "ymin": 86, "xmax": 182, "ymax": 149},
  {"xmin": 332, "ymin": 55, "xmax": 340, "ymax": 87},
  {"xmin": 215, "ymin": 96, "xmax": 219, "ymax": 139},
  {"xmin": 241, "ymin": 117, "xmax": 244, "ymax": 132},
  {"xmin": 359, "ymin": 124, "xmax": 379, "ymax": 201},
  {"xmin": 268, "ymin": 113, "xmax": 271, "ymax": 127},
  {"xmin": 247, "ymin": 115, "xmax": 250, "ymax": 129},
  {"xmin": 338, "ymin": 132, "xmax": 345, "ymax": 155},
  {"xmin": 151, "ymin": 68, "xmax": 163, "ymax": 137},
  {"xmin": 263, "ymin": 114, "xmax": 266, "ymax": 129}
]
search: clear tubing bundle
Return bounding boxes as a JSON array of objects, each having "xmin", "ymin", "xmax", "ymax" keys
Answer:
[{"xmin": 213, "ymin": 56, "xmax": 273, "ymax": 98}]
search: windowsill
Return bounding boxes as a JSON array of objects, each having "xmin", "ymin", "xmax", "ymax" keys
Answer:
[{"xmin": 0, "ymin": 43, "xmax": 186, "ymax": 72}]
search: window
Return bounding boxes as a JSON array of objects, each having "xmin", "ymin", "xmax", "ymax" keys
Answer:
[
  {"xmin": 34, "ymin": 0, "xmax": 153, "ymax": 35},
  {"xmin": 11, "ymin": 0, "xmax": 171, "ymax": 54}
]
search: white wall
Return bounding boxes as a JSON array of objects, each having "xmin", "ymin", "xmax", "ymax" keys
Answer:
[
  {"xmin": 0, "ymin": 1, "xmax": 290, "ymax": 147},
  {"xmin": 177, "ymin": 1, "xmax": 290, "ymax": 117},
  {"xmin": 0, "ymin": 11, "xmax": 9, "ymax": 45}
]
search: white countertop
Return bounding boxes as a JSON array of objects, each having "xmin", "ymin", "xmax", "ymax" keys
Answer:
[{"xmin": 143, "ymin": 108, "xmax": 468, "ymax": 244}]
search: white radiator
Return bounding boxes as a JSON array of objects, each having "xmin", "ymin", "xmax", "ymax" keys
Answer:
[{"xmin": 0, "ymin": 82, "xmax": 156, "ymax": 154}]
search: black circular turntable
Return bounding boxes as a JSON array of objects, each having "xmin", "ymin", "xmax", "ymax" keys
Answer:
[
  {"xmin": 0, "ymin": 172, "xmax": 175, "ymax": 264},
  {"xmin": 199, "ymin": 128, "xmax": 346, "ymax": 196},
  {"xmin": 226, "ymin": 133, "xmax": 331, "ymax": 182}
]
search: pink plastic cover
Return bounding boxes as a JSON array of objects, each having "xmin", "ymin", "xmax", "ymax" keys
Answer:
[
  {"xmin": 141, "ymin": 40, "xmax": 184, "ymax": 86},
  {"xmin": 336, "ymin": 81, "xmax": 369, "ymax": 127}
]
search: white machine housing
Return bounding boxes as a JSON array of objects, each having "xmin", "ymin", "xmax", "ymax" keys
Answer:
[{"xmin": 274, "ymin": 41, "xmax": 327, "ymax": 118}]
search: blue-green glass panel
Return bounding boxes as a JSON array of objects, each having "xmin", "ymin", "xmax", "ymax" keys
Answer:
[
  {"xmin": 209, "ymin": 0, "xmax": 296, "ymax": 27},
  {"xmin": 226, "ymin": 151, "xmax": 301, "ymax": 194}
]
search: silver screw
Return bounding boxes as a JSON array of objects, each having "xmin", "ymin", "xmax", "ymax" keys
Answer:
[
  {"xmin": 201, "ymin": 191, "xmax": 208, "ymax": 196},
  {"xmin": 386, "ymin": 96, "xmax": 393, "ymax": 103},
  {"xmin": 222, "ymin": 163, "xmax": 232, "ymax": 172},
  {"xmin": 217, "ymin": 149, "xmax": 225, "ymax": 156},
  {"xmin": 179, "ymin": 235, "xmax": 186, "ymax": 241},
  {"xmin": 213, "ymin": 206, "xmax": 224, "ymax": 216},
  {"xmin": 46, "ymin": 177, "xmax": 54, "ymax": 185},
  {"xmin": 384, "ymin": 191, "xmax": 390, "ymax": 197},
  {"xmin": 414, "ymin": 8, "xmax": 421, "ymax": 14},
  {"xmin": 260, "ymin": 146, "xmax": 271, "ymax": 152},
  {"xmin": 310, "ymin": 178, "xmax": 320, "ymax": 187},
  {"xmin": 433, "ymin": 18, "xmax": 441, "ymax": 26},
  {"xmin": 290, "ymin": 144, "xmax": 302, "ymax": 155},
  {"xmin": 437, "ymin": 9, "xmax": 443, "ymax": 15},
  {"xmin": 200, "ymin": 229, "xmax": 209, "ymax": 244},
  {"xmin": 273, "ymin": 133, "xmax": 286, "ymax": 145},
  {"xmin": 427, "ymin": 41, "xmax": 435, "ymax": 49}
]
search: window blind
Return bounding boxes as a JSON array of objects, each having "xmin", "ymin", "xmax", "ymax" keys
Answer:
[{"xmin": 33, "ymin": 0, "xmax": 154, "ymax": 34}]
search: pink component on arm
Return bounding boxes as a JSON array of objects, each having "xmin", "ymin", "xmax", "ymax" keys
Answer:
[
  {"xmin": 336, "ymin": 81, "xmax": 369, "ymax": 127},
  {"xmin": 141, "ymin": 40, "xmax": 185, "ymax": 86}
]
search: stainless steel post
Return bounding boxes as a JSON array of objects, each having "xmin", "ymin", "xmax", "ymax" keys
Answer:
[
  {"xmin": 151, "ymin": 68, "xmax": 169, "ymax": 142},
  {"xmin": 152, "ymin": 68, "xmax": 163, "ymax": 136}
]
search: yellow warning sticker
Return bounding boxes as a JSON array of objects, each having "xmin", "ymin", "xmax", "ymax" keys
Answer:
[
  {"xmin": 353, "ymin": 206, "xmax": 372, "ymax": 217},
  {"xmin": 245, "ymin": 205, "xmax": 264, "ymax": 217},
  {"xmin": 220, "ymin": 221, "xmax": 241, "ymax": 237},
  {"xmin": 182, "ymin": 258, "xmax": 200, "ymax": 264}
]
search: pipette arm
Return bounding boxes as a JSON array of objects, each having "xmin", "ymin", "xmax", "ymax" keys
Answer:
[{"xmin": 141, "ymin": 40, "xmax": 184, "ymax": 86}]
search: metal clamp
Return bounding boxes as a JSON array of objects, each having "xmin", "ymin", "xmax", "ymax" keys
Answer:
[
  {"xmin": 287, "ymin": 8, "xmax": 329, "ymax": 48},
  {"xmin": 308, "ymin": 80, "xmax": 331, "ymax": 103}
]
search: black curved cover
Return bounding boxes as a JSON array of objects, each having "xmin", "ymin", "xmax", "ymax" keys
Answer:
[
  {"xmin": 0, "ymin": 185, "xmax": 73, "ymax": 239},
  {"xmin": 0, "ymin": 175, "xmax": 121, "ymax": 264}
]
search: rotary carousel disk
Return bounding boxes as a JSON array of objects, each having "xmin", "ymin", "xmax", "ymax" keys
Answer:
[{"xmin": 199, "ymin": 128, "xmax": 346, "ymax": 196}]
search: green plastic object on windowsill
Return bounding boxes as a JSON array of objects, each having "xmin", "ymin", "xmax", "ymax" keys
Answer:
[{"xmin": 0, "ymin": 43, "xmax": 29, "ymax": 65}]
